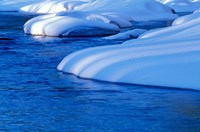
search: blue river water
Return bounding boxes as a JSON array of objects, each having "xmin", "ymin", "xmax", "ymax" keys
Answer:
[{"xmin": 0, "ymin": 12, "xmax": 200, "ymax": 131}]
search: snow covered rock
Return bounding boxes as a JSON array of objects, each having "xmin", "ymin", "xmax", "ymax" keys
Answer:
[
  {"xmin": 104, "ymin": 29, "xmax": 147, "ymax": 40},
  {"xmin": 157, "ymin": 0, "xmax": 200, "ymax": 12},
  {"xmin": 58, "ymin": 14, "xmax": 200, "ymax": 90},
  {"xmin": 24, "ymin": 12, "xmax": 119, "ymax": 37}
]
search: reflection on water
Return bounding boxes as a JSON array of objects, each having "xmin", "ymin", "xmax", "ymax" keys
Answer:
[{"xmin": 0, "ymin": 12, "xmax": 199, "ymax": 131}]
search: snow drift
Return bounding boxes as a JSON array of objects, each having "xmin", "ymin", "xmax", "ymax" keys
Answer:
[{"xmin": 58, "ymin": 11, "xmax": 200, "ymax": 90}]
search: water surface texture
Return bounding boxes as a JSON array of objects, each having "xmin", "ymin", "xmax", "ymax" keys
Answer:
[{"xmin": 0, "ymin": 12, "xmax": 200, "ymax": 131}]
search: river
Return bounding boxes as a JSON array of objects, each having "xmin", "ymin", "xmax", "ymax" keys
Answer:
[{"xmin": 0, "ymin": 12, "xmax": 199, "ymax": 131}]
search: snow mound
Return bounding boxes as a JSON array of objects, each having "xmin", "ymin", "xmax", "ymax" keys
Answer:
[
  {"xmin": 58, "ymin": 15, "xmax": 200, "ymax": 90},
  {"xmin": 157, "ymin": 0, "xmax": 200, "ymax": 12},
  {"xmin": 104, "ymin": 29, "xmax": 147, "ymax": 40},
  {"xmin": 24, "ymin": 12, "xmax": 119, "ymax": 37},
  {"xmin": 20, "ymin": 0, "xmax": 177, "ymax": 21}
]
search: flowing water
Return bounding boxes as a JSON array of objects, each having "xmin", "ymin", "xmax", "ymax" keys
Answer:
[{"xmin": 0, "ymin": 12, "xmax": 200, "ymax": 131}]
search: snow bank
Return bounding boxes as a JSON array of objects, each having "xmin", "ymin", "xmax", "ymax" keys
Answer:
[
  {"xmin": 58, "ymin": 14, "xmax": 200, "ymax": 90},
  {"xmin": 24, "ymin": 0, "xmax": 177, "ymax": 37},
  {"xmin": 157, "ymin": 0, "xmax": 200, "ymax": 12}
]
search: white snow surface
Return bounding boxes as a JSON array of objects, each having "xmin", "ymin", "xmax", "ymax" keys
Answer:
[
  {"xmin": 58, "ymin": 14, "xmax": 200, "ymax": 90},
  {"xmin": 157, "ymin": 0, "xmax": 200, "ymax": 12}
]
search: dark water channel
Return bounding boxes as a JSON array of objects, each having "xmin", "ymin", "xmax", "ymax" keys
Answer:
[{"xmin": 0, "ymin": 12, "xmax": 199, "ymax": 131}]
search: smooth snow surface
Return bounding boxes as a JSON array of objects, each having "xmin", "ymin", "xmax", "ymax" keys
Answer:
[
  {"xmin": 157, "ymin": 0, "xmax": 200, "ymax": 12},
  {"xmin": 58, "ymin": 14, "xmax": 200, "ymax": 90}
]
